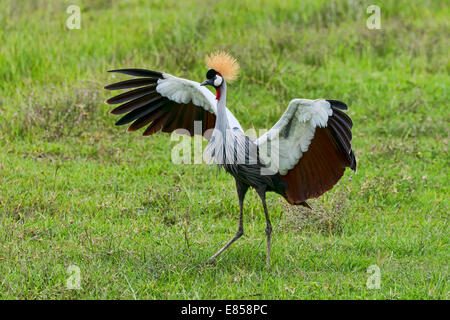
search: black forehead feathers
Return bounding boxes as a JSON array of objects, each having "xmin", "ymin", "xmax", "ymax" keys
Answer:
[{"xmin": 206, "ymin": 69, "xmax": 218, "ymax": 79}]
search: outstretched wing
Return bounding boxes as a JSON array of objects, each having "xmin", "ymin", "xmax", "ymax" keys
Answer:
[
  {"xmin": 104, "ymin": 69, "xmax": 242, "ymax": 138},
  {"xmin": 256, "ymin": 99, "xmax": 356, "ymax": 204}
]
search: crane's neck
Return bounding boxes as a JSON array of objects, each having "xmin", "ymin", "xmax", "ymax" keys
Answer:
[
  {"xmin": 204, "ymin": 81, "xmax": 232, "ymax": 165},
  {"xmin": 215, "ymin": 81, "xmax": 229, "ymax": 134}
]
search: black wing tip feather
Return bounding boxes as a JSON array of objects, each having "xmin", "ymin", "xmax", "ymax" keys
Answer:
[
  {"xmin": 104, "ymin": 78, "xmax": 159, "ymax": 91},
  {"xmin": 107, "ymin": 68, "xmax": 163, "ymax": 78},
  {"xmin": 326, "ymin": 100, "xmax": 357, "ymax": 171},
  {"xmin": 114, "ymin": 98, "xmax": 170, "ymax": 127},
  {"xmin": 349, "ymin": 150, "xmax": 357, "ymax": 171},
  {"xmin": 327, "ymin": 100, "xmax": 348, "ymax": 110},
  {"xmin": 105, "ymin": 85, "xmax": 157, "ymax": 105}
]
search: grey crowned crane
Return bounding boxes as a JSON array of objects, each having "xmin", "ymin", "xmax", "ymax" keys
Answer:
[{"xmin": 104, "ymin": 52, "xmax": 356, "ymax": 267}]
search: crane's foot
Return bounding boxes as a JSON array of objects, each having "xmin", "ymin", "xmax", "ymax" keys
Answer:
[
  {"xmin": 205, "ymin": 257, "xmax": 216, "ymax": 267},
  {"xmin": 205, "ymin": 259, "xmax": 216, "ymax": 267}
]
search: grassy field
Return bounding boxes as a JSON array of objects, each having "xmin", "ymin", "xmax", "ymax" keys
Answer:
[{"xmin": 0, "ymin": 0, "xmax": 448, "ymax": 299}]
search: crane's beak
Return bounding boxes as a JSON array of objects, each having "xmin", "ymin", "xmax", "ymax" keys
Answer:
[{"xmin": 200, "ymin": 79, "xmax": 214, "ymax": 86}]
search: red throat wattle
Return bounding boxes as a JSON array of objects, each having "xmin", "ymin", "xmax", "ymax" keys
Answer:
[{"xmin": 215, "ymin": 72, "xmax": 222, "ymax": 100}]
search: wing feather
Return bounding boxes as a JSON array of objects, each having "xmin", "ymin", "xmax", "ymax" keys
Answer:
[
  {"xmin": 109, "ymin": 93, "xmax": 160, "ymax": 115},
  {"xmin": 104, "ymin": 78, "xmax": 159, "ymax": 90},
  {"xmin": 105, "ymin": 85, "xmax": 157, "ymax": 104},
  {"xmin": 256, "ymin": 99, "xmax": 332, "ymax": 175},
  {"xmin": 108, "ymin": 69, "xmax": 163, "ymax": 78},
  {"xmin": 115, "ymin": 98, "xmax": 169, "ymax": 126},
  {"xmin": 256, "ymin": 99, "xmax": 356, "ymax": 204},
  {"xmin": 128, "ymin": 103, "xmax": 174, "ymax": 132},
  {"xmin": 143, "ymin": 112, "xmax": 171, "ymax": 136},
  {"xmin": 105, "ymin": 69, "xmax": 241, "ymax": 138}
]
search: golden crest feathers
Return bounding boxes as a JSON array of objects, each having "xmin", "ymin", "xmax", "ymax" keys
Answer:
[{"xmin": 205, "ymin": 51, "xmax": 239, "ymax": 82}]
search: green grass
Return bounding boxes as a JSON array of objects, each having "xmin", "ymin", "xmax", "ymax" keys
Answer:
[{"xmin": 0, "ymin": 0, "xmax": 448, "ymax": 299}]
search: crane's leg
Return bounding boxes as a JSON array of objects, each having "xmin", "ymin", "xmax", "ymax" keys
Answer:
[
  {"xmin": 257, "ymin": 189, "xmax": 272, "ymax": 268},
  {"xmin": 207, "ymin": 181, "xmax": 248, "ymax": 265}
]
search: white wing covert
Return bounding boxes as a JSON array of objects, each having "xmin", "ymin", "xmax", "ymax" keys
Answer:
[{"xmin": 256, "ymin": 99, "xmax": 332, "ymax": 175}]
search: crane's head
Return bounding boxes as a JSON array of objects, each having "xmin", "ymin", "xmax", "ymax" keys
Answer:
[
  {"xmin": 200, "ymin": 51, "xmax": 239, "ymax": 97},
  {"xmin": 200, "ymin": 69, "xmax": 223, "ymax": 88}
]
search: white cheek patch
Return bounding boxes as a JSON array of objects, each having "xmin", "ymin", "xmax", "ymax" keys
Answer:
[{"xmin": 214, "ymin": 75, "xmax": 223, "ymax": 87}]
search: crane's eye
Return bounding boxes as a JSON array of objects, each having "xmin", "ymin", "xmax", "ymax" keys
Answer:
[{"xmin": 214, "ymin": 75, "xmax": 223, "ymax": 87}]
